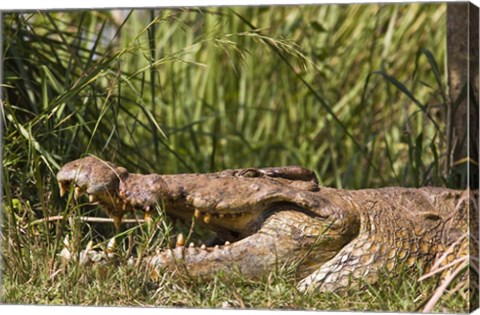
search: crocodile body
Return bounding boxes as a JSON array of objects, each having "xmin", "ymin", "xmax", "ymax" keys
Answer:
[{"xmin": 56, "ymin": 157, "xmax": 472, "ymax": 292}]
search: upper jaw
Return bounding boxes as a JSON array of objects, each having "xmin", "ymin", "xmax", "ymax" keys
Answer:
[
  {"xmin": 55, "ymin": 157, "xmax": 259, "ymax": 231},
  {"xmin": 56, "ymin": 157, "xmax": 320, "ymax": 235},
  {"xmin": 56, "ymin": 156, "xmax": 127, "ymax": 201}
]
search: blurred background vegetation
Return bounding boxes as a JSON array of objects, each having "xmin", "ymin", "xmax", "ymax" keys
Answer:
[
  {"xmin": 3, "ymin": 3, "xmax": 470, "ymax": 311},
  {"xmin": 3, "ymin": 4, "xmax": 449, "ymax": 192}
]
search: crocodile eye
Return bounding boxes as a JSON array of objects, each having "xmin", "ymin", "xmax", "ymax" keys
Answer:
[{"xmin": 237, "ymin": 169, "xmax": 261, "ymax": 178}]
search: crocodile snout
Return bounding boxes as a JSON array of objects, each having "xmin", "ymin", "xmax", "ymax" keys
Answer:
[
  {"xmin": 56, "ymin": 156, "xmax": 127, "ymax": 200},
  {"xmin": 57, "ymin": 156, "xmax": 169, "ymax": 229}
]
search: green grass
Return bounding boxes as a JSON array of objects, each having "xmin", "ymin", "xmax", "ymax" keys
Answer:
[
  {"xmin": 1, "ymin": 200, "xmax": 469, "ymax": 311},
  {"xmin": 1, "ymin": 3, "xmax": 471, "ymax": 311}
]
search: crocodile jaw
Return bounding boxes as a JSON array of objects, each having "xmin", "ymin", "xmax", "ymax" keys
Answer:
[
  {"xmin": 147, "ymin": 209, "xmax": 354, "ymax": 280},
  {"xmin": 56, "ymin": 157, "xmax": 327, "ymax": 235},
  {"xmin": 57, "ymin": 158, "xmax": 267, "ymax": 234},
  {"xmin": 57, "ymin": 157, "xmax": 358, "ymax": 279}
]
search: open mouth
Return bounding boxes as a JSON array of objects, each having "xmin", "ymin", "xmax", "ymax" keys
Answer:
[
  {"xmin": 56, "ymin": 156, "xmax": 288, "ymax": 249},
  {"xmin": 58, "ymin": 177, "xmax": 266, "ymax": 249},
  {"xmin": 56, "ymin": 157, "xmax": 345, "ymax": 279}
]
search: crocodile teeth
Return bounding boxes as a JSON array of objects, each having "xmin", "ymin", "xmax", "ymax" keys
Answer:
[
  {"xmin": 225, "ymin": 241, "xmax": 231, "ymax": 246},
  {"xmin": 79, "ymin": 240, "xmax": 94, "ymax": 265},
  {"xmin": 86, "ymin": 240, "xmax": 94, "ymax": 252},
  {"xmin": 113, "ymin": 215, "xmax": 123, "ymax": 230},
  {"xmin": 59, "ymin": 182, "xmax": 67, "ymax": 197},
  {"xmin": 189, "ymin": 242, "xmax": 195, "ymax": 248},
  {"xmin": 214, "ymin": 245, "xmax": 219, "ymax": 249},
  {"xmin": 60, "ymin": 247, "xmax": 71, "ymax": 262},
  {"xmin": 144, "ymin": 211, "xmax": 152, "ymax": 221},
  {"xmin": 74, "ymin": 186, "xmax": 82, "ymax": 199},
  {"xmin": 63, "ymin": 235, "xmax": 70, "ymax": 248},
  {"xmin": 204, "ymin": 213, "xmax": 212, "ymax": 224},
  {"xmin": 107, "ymin": 237, "xmax": 116, "ymax": 252},
  {"xmin": 218, "ymin": 214, "xmax": 225, "ymax": 219},
  {"xmin": 194, "ymin": 209, "xmax": 201, "ymax": 218},
  {"xmin": 200, "ymin": 244, "xmax": 206, "ymax": 250},
  {"xmin": 176, "ymin": 233, "xmax": 185, "ymax": 247},
  {"xmin": 88, "ymin": 194, "xmax": 97, "ymax": 203}
]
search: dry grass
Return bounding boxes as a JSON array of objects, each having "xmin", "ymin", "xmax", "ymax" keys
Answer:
[{"xmin": 1, "ymin": 3, "xmax": 474, "ymax": 312}]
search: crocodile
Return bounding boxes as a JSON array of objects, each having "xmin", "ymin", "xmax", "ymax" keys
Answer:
[{"xmin": 56, "ymin": 156, "xmax": 472, "ymax": 292}]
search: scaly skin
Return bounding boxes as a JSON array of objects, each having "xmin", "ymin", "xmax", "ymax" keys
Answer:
[{"xmin": 56, "ymin": 156, "xmax": 472, "ymax": 292}]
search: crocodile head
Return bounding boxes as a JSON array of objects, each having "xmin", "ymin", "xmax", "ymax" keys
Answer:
[{"xmin": 57, "ymin": 157, "xmax": 360, "ymax": 280}]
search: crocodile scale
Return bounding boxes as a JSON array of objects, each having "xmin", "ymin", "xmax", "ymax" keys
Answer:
[{"xmin": 56, "ymin": 157, "xmax": 473, "ymax": 292}]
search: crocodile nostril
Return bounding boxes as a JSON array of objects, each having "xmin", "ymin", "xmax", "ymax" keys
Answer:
[{"xmin": 237, "ymin": 169, "xmax": 261, "ymax": 178}]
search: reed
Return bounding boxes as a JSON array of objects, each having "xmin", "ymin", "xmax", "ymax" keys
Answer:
[{"xmin": 2, "ymin": 4, "xmax": 468, "ymax": 311}]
